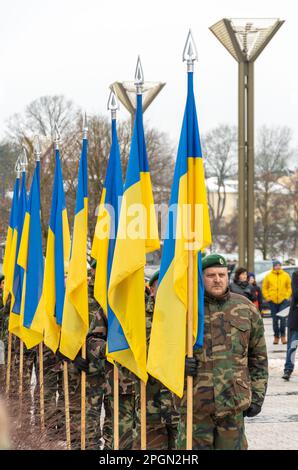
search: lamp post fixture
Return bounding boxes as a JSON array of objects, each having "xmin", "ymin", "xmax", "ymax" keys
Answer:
[
  {"xmin": 209, "ymin": 18, "xmax": 284, "ymax": 270},
  {"xmin": 110, "ymin": 56, "xmax": 166, "ymax": 132}
]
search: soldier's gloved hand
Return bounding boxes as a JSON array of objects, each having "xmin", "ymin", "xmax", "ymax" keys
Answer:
[
  {"xmin": 185, "ymin": 357, "xmax": 198, "ymax": 377},
  {"xmin": 55, "ymin": 350, "xmax": 71, "ymax": 363},
  {"xmin": 73, "ymin": 355, "xmax": 90, "ymax": 373},
  {"xmin": 148, "ymin": 374, "xmax": 156, "ymax": 385},
  {"xmin": 243, "ymin": 403, "xmax": 261, "ymax": 417}
]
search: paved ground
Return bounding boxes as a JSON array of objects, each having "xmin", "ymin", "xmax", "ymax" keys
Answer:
[{"xmin": 246, "ymin": 317, "xmax": 298, "ymax": 450}]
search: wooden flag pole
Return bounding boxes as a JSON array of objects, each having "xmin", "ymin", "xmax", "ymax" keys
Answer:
[
  {"xmin": 186, "ymin": 249, "xmax": 194, "ymax": 450},
  {"xmin": 81, "ymin": 343, "xmax": 86, "ymax": 450},
  {"xmin": 113, "ymin": 364, "xmax": 119, "ymax": 450},
  {"xmin": 63, "ymin": 361, "xmax": 71, "ymax": 450},
  {"xmin": 39, "ymin": 342, "xmax": 45, "ymax": 430},
  {"xmin": 140, "ymin": 380, "xmax": 146, "ymax": 450},
  {"xmin": 19, "ymin": 339, "xmax": 24, "ymax": 420},
  {"xmin": 5, "ymin": 332, "xmax": 12, "ymax": 396}
]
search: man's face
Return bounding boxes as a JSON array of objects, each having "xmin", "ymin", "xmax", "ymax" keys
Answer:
[
  {"xmin": 273, "ymin": 264, "xmax": 281, "ymax": 271},
  {"xmin": 0, "ymin": 280, "xmax": 4, "ymax": 290},
  {"xmin": 203, "ymin": 267, "xmax": 229, "ymax": 298}
]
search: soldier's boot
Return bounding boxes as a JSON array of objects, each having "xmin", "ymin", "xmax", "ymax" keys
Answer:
[
  {"xmin": 273, "ymin": 336, "xmax": 279, "ymax": 345},
  {"xmin": 281, "ymin": 336, "xmax": 287, "ymax": 345}
]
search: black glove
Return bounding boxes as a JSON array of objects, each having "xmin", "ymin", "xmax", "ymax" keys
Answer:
[
  {"xmin": 243, "ymin": 403, "xmax": 261, "ymax": 418},
  {"xmin": 148, "ymin": 374, "xmax": 156, "ymax": 385},
  {"xmin": 55, "ymin": 350, "xmax": 71, "ymax": 363},
  {"xmin": 185, "ymin": 357, "xmax": 198, "ymax": 377},
  {"xmin": 73, "ymin": 355, "xmax": 90, "ymax": 373}
]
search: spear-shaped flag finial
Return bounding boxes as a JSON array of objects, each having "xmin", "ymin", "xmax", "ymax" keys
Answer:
[
  {"xmin": 15, "ymin": 155, "xmax": 22, "ymax": 177},
  {"xmin": 20, "ymin": 145, "xmax": 28, "ymax": 172},
  {"xmin": 34, "ymin": 135, "xmax": 42, "ymax": 161},
  {"xmin": 183, "ymin": 29, "xmax": 198, "ymax": 72},
  {"xmin": 107, "ymin": 89, "xmax": 119, "ymax": 120},
  {"xmin": 134, "ymin": 55, "xmax": 144, "ymax": 94}
]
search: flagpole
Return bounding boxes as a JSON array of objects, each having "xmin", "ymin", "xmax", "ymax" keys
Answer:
[
  {"xmin": 63, "ymin": 361, "xmax": 71, "ymax": 450},
  {"xmin": 107, "ymin": 92, "xmax": 121, "ymax": 450},
  {"xmin": 33, "ymin": 136, "xmax": 45, "ymax": 431},
  {"xmin": 53, "ymin": 124, "xmax": 71, "ymax": 450},
  {"xmin": 39, "ymin": 343, "xmax": 45, "ymax": 430},
  {"xmin": 18, "ymin": 147, "xmax": 28, "ymax": 425},
  {"xmin": 79, "ymin": 114, "xmax": 89, "ymax": 451},
  {"xmin": 134, "ymin": 57, "xmax": 147, "ymax": 451},
  {"xmin": 19, "ymin": 339, "xmax": 24, "ymax": 420},
  {"xmin": 183, "ymin": 29, "xmax": 198, "ymax": 451},
  {"xmin": 81, "ymin": 343, "xmax": 86, "ymax": 450},
  {"xmin": 6, "ymin": 158, "xmax": 22, "ymax": 397}
]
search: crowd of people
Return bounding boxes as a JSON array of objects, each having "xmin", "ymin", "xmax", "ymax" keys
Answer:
[{"xmin": 0, "ymin": 254, "xmax": 296, "ymax": 450}]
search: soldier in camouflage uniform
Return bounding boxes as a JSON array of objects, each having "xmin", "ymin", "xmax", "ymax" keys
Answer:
[
  {"xmin": 178, "ymin": 253, "xmax": 268, "ymax": 450},
  {"xmin": 0, "ymin": 288, "xmax": 9, "ymax": 392},
  {"xmin": 0, "ymin": 291, "xmax": 36, "ymax": 412},
  {"xmin": 87, "ymin": 306, "xmax": 136, "ymax": 449},
  {"xmin": 134, "ymin": 272, "xmax": 179, "ymax": 450},
  {"xmin": 56, "ymin": 268, "xmax": 104, "ymax": 449}
]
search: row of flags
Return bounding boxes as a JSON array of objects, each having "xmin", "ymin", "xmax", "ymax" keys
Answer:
[{"xmin": 2, "ymin": 67, "xmax": 211, "ymax": 398}]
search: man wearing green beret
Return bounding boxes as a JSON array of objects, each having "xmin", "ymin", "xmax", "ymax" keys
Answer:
[{"xmin": 178, "ymin": 253, "xmax": 268, "ymax": 450}]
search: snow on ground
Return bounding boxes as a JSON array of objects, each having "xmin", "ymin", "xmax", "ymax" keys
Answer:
[{"xmin": 246, "ymin": 318, "xmax": 298, "ymax": 450}]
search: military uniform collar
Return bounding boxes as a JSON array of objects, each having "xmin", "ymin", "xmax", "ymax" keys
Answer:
[{"xmin": 204, "ymin": 288, "xmax": 230, "ymax": 305}]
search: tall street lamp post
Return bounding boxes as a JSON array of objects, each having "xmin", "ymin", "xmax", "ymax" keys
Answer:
[{"xmin": 209, "ymin": 18, "xmax": 284, "ymax": 270}]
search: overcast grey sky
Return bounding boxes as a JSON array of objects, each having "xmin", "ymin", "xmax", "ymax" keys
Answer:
[{"xmin": 0, "ymin": 0, "xmax": 297, "ymax": 149}]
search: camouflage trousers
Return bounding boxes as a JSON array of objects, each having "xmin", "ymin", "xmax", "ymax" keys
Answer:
[
  {"xmin": 57, "ymin": 363, "xmax": 104, "ymax": 450},
  {"xmin": 177, "ymin": 411, "xmax": 248, "ymax": 450},
  {"xmin": 133, "ymin": 421, "xmax": 178, "ymax": 450},
  {"xmin": 103, "ymin": 394, "xmax": 136, "ymax": 450}
]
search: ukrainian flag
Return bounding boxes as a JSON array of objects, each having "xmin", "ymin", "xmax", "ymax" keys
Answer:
[
  {"xmin": 108, "ymin": 93, "xmax": 159, "ymax": 382},
  {"xmin": 3, "ymin": 175, "xmax": 19, "ymax": 304},
  {"xmin": 9, "ymin": 171, "xmax": 27, "ymax": 337},
  {"xmin": 91, "ymin": 116, "xmax": 125, "ymax": 351},
  {"xmin": 59, "ymin": 137, "xmax": 88, "ymax": 360},
  {"xmin": 147, "ymin": 70, "xmax": 212, "ymax": 397},
  {"xmin": 43, "ymin": 148, "xmax": 70, "ymax": 353},
  {"xmin": 16, "ymin": 161, "xmax": 44, "ymax": 348}
]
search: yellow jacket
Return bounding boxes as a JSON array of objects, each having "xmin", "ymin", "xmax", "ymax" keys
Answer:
[{"xmin": 262, "ymin": 269, "xmax": 292, "ymax": 304}]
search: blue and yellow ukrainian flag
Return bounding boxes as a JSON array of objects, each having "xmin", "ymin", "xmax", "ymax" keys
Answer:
[
  {"xmin": 147, "ymin": 70, "xmax": 212, "ymax": 397},
  {"xmin": 9, "ymin": 171, "xmax": 28, "ymax": 337},
  {"xmin": 91, "ymin": 116, "xmax": 125, "ymax": 352},
  {"xmin": 3, "ymin": 175, "xmax": 20, "ymax": 304},
  {"xmin": 16, "ymin": 161, "xmax": 44, "ymax": 348},
  {"xmin": 59, "ymin": 137, "xmax": 88, "ymax": 360},
  {"xmin": 108, "ymin": 93, "xmax": 159, "ymax": 382},
  {"xmin": 43, "ymin": 148, "xmax": 70, "ymax": 353}
]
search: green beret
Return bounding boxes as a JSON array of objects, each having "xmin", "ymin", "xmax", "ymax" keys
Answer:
[
  {"xmin": 202, "ymin": 254, "xmax": 227, "ymax": 270},
  {"xmin": 149, "ymin": 270, "xmax": 159, "ymax": 287}
]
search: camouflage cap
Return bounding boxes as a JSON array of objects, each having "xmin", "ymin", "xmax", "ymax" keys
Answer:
[
  {"xmin": 202, "ymin": 253, "xmax": 227, "ymax": 270},
  {"xmin": 149, "ymin": 270, "xmax": 159, "ymax": 287}
]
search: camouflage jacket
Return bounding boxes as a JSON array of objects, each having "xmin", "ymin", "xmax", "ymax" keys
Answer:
[
  {"xmin": 193, "ymin": 289, "xmax": 268, "ymax": 417},
  {"xmin": 144, "ymin": 295, "xmax": 179, "ymax": 425},
  {"xmin": 86, "ymin": 307, "xmax": 135, "ymax": 395},
  {"xmin": 0, "ymin": 295, "xmax": 10, "ymax": 344}
]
